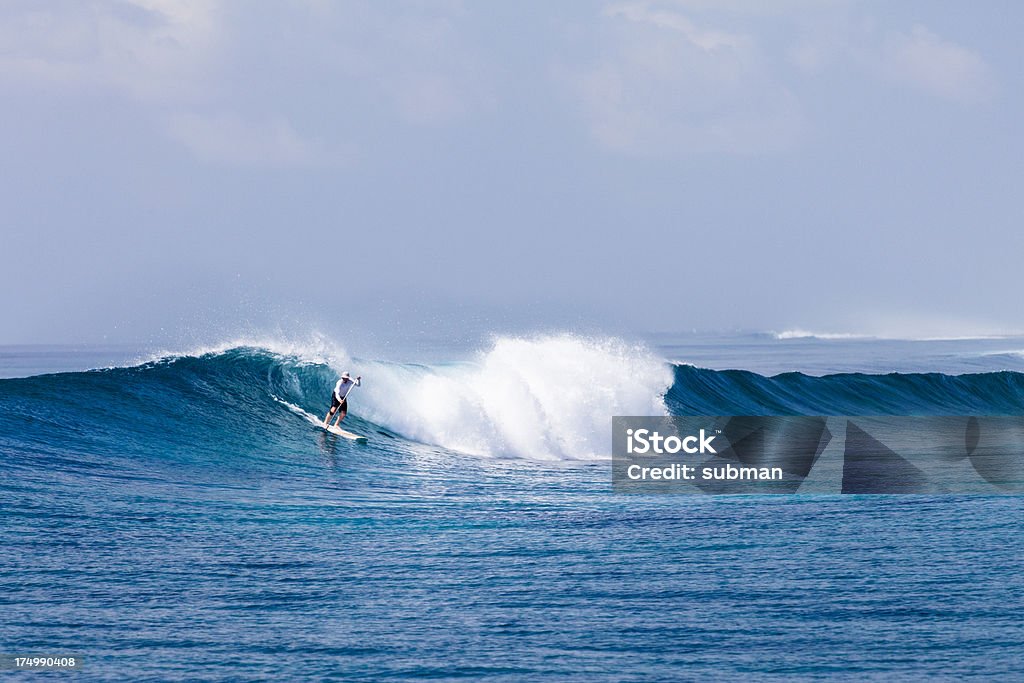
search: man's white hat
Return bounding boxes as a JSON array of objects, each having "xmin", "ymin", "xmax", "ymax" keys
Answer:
[{"xmin": 341, "ymin": 371, "xmax": 351, "ymax": 379}]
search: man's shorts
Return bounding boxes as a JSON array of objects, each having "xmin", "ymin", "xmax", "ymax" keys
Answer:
[{"xmin": 331, "ymin": 394, "xmax": 348, "ymax": 411}]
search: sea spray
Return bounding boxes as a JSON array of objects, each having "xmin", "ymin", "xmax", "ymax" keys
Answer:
[{"xmin": 355, "ymin": 335, "xmax": 673, "ymax": 460}]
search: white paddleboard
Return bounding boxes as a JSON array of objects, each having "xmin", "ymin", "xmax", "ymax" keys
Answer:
[
  {"xmin": 325, "ymin": 424, "xmax": 368, "ymax": 442},
  {"xmin": 272, "ymin": 396, "xmax": 369, "ymax": 443}
]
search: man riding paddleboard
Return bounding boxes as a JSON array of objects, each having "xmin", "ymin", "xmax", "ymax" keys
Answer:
[{"xmin": 324, "ymin": 372, "xmax": 361, "ymax": 429}]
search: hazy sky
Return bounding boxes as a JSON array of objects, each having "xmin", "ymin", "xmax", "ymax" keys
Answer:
[{"xmin": 3, "ymin": 1, "xmax": 1023, "ymax": 345}]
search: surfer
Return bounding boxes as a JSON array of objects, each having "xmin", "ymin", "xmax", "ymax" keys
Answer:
[{"xmin": 324, "ymin": 372, "xmax": 361, "ymax": 428}]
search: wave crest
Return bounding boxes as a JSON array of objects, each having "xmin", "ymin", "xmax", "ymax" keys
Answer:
[{"xmin": 356, "ymin": 334, "xmax": 673, "ymax": 460}]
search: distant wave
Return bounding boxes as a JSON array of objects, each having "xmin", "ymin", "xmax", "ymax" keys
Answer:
[
  {"xmin": 666, "ymin": 365, "xmax": 1024, "ymax": 416},
  {"xmin": 772, "ymin": 328, "xmax": 1018, "ymax": 342},
  {"xmin": 772, "ymin": 329, "xmax": 868, "ymax": 340}
]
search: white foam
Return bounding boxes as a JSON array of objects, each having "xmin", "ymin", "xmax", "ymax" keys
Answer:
[
  {"xmin": 354, "ymin": 334, "xmax": 673, "ymax": 460},
  {"xmin": 773, "ymin": 329, "xmax": 868, "ymax": 340},
  {"xmin": 773, "ymin": 328, "xmax": 1018, "ymax": 342},
  {"xmin": 139, "ymin": 332, "xmax": 351, "ymax": 367},
  {"xmin": 979, "ymin": 349, "xmax": 1024, "ymax": 359},
  {"xmin": 273, "ymin": 395, "xmax": 325, "ymax": 428}
]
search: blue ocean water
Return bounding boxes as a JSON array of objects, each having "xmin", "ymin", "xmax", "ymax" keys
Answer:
[{"xmin": 2, "ymin": 334, "xmax": 1023, "ymax": 680}]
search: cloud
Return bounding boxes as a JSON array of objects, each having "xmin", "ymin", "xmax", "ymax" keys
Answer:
[
  {"xmin": 607, "ymin": 3, "xmax": 746, "ymax": 50},
  {"xmin": 784, "ymin": 17, "xmax": 997, "ymax": 103},
  {"xmin": 167, "ymin": 112, "xmax": 320, "ymax": 167},
  {"xmin": 0, "ymin": 0, "xmax": 488, "ymax": 166},
  {"xmin": 0, "ymin": 0, "xmax": 219, "ymax": 102},
  {"xmin": 662, "ymin": 0, "xmax": 849, "ymax": 14},
  {"xmin": 558, "ymin": 2, "xmax": 998, "ymax": 158},
  {"xmin": 381, "ymin": 72, "xmax": 468, "ymax": 125},
  {"xmin": 321, "ymin": 3, "xmax": 490, "ymax": 126},
  {"xmin": 562, "ymin": 1, "xmax": 802, "ymax": 157},
  {"xmin": 878, "ymin": 25, "xmax": 995, "ymax": 103}
]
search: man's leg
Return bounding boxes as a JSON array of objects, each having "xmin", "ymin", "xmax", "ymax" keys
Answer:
[
  {"xmin": 331, "ymin": 400, "xmax": 348, "ymax": 426},
  {"xmin": 324, "ymin": 403, "xmax": 338, "ymax": 426}
]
